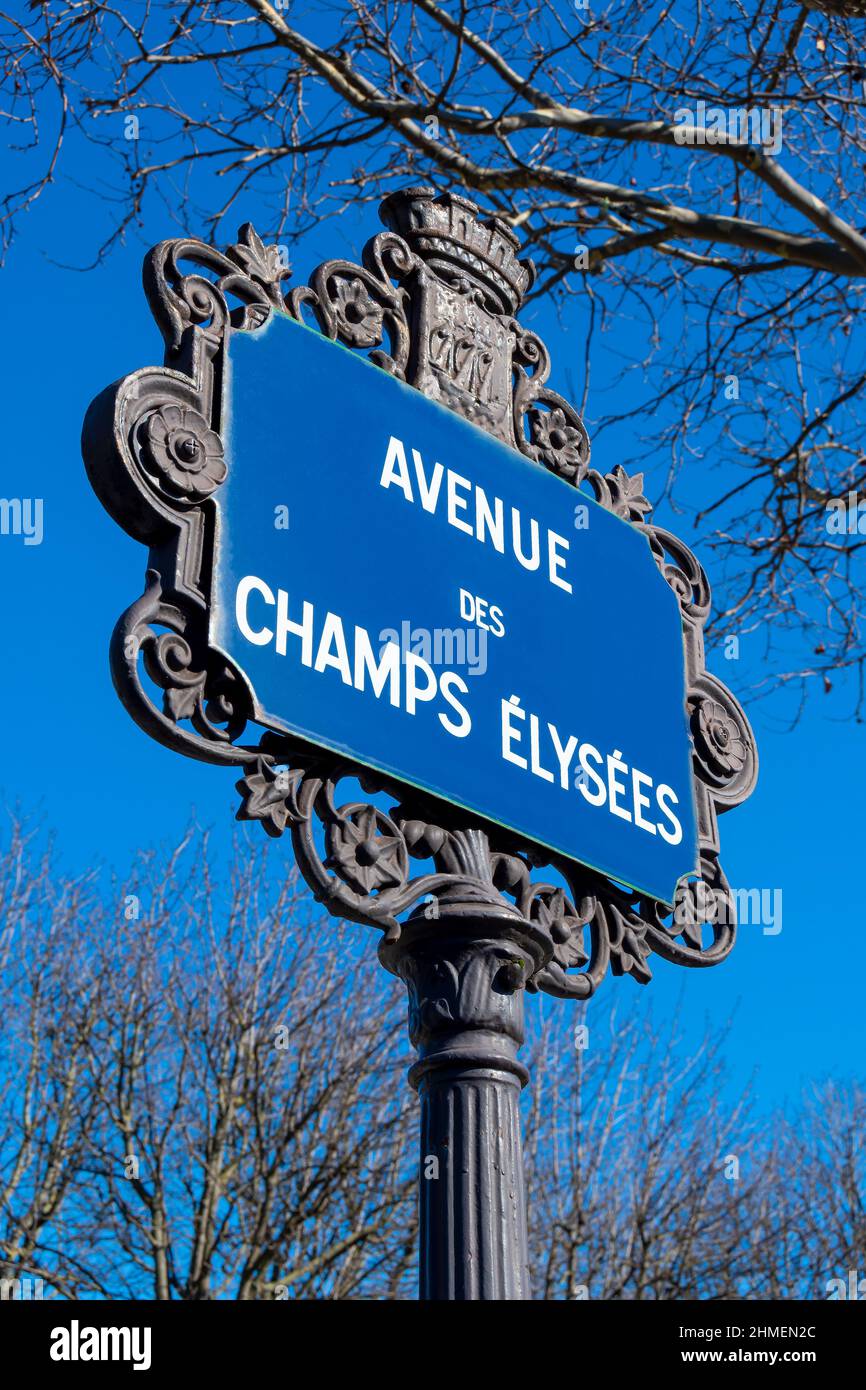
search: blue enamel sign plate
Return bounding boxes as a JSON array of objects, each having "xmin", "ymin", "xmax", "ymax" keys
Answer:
[{"xmin": 212, "ymin": 313, "xmax": 698, "ymax": 904}]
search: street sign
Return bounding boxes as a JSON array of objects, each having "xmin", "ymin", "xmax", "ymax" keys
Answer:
[
  {"xmin": 212, "ymin": 312, "xmax": 698, "ymax": 904},
  {"xmin": 84, "ymin": 197, "xmax": 759, "ymax": 1301}
]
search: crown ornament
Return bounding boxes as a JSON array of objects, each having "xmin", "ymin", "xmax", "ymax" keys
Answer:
[{"xmin": 379, "ymin": 186, "xmax": 536, "ymax": 315}]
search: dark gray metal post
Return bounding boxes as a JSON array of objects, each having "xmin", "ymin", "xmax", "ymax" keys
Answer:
[{"xmin": 380, "ymin": 901, "xmax": 546, "ymax": 1300}]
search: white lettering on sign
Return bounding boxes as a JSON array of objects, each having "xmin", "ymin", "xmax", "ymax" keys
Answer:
[
  {"xmin": 459, "ymin": 589, "xmax": 506, "ymax": 637},
  {"xmin": 235, "ymin": 577, "xmax": 472, "ymax": 738},
  {"xmin": 500, "ymin": 695, "xmax": 684, "ymax": 845},
  {"xmin": 379, "ymin": 436, "xmax": 573, "ymax": 594},
  {"xmin": 234, "ymin": 572, "xmax": 684, "ymax": 851}
]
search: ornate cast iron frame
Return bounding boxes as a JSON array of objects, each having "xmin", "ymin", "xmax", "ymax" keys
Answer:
[{"xmin": 83, "ymin": 186, "xmax": 757, "ymax": 1003}]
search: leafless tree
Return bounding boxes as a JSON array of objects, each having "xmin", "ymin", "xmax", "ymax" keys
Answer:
[
  {"xmin": 1, "ymin": 817, "xmax": 862, "ymax": 1300},
  {"xmin": 3, "ymin": 2, "xmax": 866, "ymax": 709},
  {"xmin": 524, "ymin": 1004, "xmax": 866, "ymax": 1301},
  {"xmin": 748, "ymin": 1079, "xmax": 866, "ymax": 1299},
  {"xmin": 0, "ymin": 818, "xmax": 419, "ymax": 1299},
  {"xmin": 523, "ymin": 1001, "xmax": 774, "ymax": 1299},
  {"xmin": 0, "ymin": 817, "xmax": 103, "ymax": 1298}
]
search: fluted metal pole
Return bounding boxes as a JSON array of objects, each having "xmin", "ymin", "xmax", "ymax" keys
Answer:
[{"xmin": 380, "ymin": 904, "xmax": 542, "ymax": 1300}]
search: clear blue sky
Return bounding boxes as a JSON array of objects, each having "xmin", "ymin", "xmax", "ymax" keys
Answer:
[{"xmin": 0, "ymin": 114, "xmax": 861, "ymax": 1120}]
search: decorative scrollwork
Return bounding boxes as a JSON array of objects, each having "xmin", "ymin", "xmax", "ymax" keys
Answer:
[
  {"xmin": 647, "ymin": 526, "xmax": 712, "ymax": 623},
  {"xmin": 642, "ymin": 851, "xmax": 738, "ymax": 971},
  {"xmin": 110, "ymin": 571, "xmax": 253, "ymax": 766},
  {"xmin": 145, "ymin": 221, "xmax": 291, "ymax": 354},
  {"xmin": 84, "ymin": 184, "xmax": 758, "ymax": 1002},
  {"xmin": 286, "ymin": 232, "xmax": 412, "ymax": 379}
]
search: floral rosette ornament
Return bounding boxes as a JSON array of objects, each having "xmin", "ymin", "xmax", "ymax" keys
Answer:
[
  {"xmin": 142, "ymin": 404, "xmax": 226, "ymax": 502},
  {"xmin": 530, "ymin": 406, "xmax": 590, "ymax": 480},
  {"xmin": 695, "ymin": 699, "xmax": 749, "ymax": 777},
  {"xmin": 331, "ymin": 277, "xmax": 384, "ymax": 348}
]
